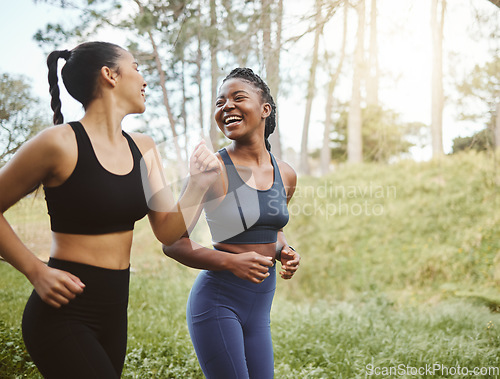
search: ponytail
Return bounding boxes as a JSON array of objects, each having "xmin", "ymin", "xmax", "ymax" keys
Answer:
[
  {"xmin": 47, "ymin": 49, "xmax": 71, "ymax": 125},
  {"xmin": 264, "ymin": 102, "xmax": 276, "ymax": 152},
  {"xmin": 46, "ymin": 42, "xmax": 123, "ymax": 126}
]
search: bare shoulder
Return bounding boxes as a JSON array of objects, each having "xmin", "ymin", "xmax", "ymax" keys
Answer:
[
  {"xmin": 0, "ymin": 124, "xmax": 76, "ymax": 210},
  {"xmin": 276, "ymin": 158, "xmax": 297, "ymax": 187},
  {"xmin": 127, "ymin": 132, "xmax": 156, "ymax": 154},
  {"xmin": 22, "ymin": 123, "xmax": 75, "ymax": 158}
]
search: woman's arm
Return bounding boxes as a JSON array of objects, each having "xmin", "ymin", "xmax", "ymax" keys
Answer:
[
  {"xmin": 163, "ymin": 237, "xmax": 273, "ymax": 284},
  {"xmin": 0, "ymin": 126, "xmax": 85, "ymax": 307},
  {"xmin": 133, "ymin": 135, "xmax": 221, "ymax": 246},
  {"xmin": 275, "ymin": 231, "xmax": 300, "ymax": 280},
  {"xmin": 275, "ymin": 159, "xmax": 300, "ymax": 279}
]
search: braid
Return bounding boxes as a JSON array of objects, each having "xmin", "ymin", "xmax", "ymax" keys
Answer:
[
  {"xmin": 223, "ymin": 68, "xmax": 277, "ymax": 151},
  {"xmin": 46, "ymin": 42, "xmax": 123, "ymax": 125},
  {"xmin": 47, "ymin": 50, "xmax": 69, "ymax": 125}
]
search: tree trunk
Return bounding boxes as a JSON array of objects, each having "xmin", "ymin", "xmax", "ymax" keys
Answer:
[
  {"xmin": 366, "ymin": 0, "xmax": 379, "ymax": 106},
  {"xmin": 181, "ymin": 58, "xmax": 189, "ymax": 161},
  {"xmin": 134, "ymin": 0, "xmax": 186, "ymax": 175},
  {"xmin": 496, "ymin": 102, "xmax": 500, "ymax": 150},
  {"xmin": 209, "ymin": 0, "xmax": 220, "ymax": 149},
  {"xmin": 347, "ymin": 0, "xmax": 365, "ymax": 163},
  {"xmin": 196, "ymin": 0, "xmax": 205, "ymax": 138},
  {"xmin": 300, "ymin": 0, "xmax": 323, "ymax": 175},
  {"xmin": 430, "ymin": 0, "xmax": 445, "ymax": 157},
  {"xmin": 261, "ymin": 0, "xmax": 283, "ymax": 158},
  {"xmin": 321, "ymin": 2, "xmax": 348, "ymax": 175},
  {"xmin": 148, "ymin": 30, "xmax": 186, "ymax": 176}
]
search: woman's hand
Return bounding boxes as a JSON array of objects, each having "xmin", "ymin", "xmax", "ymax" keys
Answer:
[
  {"xmin": 29, "ymin": 264, "xmax": 85, "ymax": 308},
  {"xmin": 188, "ymin": 140, "xmax": 222, "ymax": 189},
  {"xmin": 278, "ymin": 246, "xmax": 300, "ymax": 280},
  {"xmin": 226, "ymin": 252, "xmax": 274, "ymax": 283}
]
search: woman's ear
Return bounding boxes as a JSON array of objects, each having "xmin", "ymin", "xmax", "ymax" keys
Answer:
[
  {"xmin": 261, "ymin": 102, "xmax": 272, "ymax": 119},
  {"xmin": 100, "ymin": 66, "xmax": 117, "ymax": 87}
]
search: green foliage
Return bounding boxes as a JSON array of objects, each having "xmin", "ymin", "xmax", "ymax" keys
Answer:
[
  {"xmin": 455, "ymin": 56, "xmax": 500, "ymax": 130},
  {"xmin": 272, "ymin": 298, "xmax": 500, "ymax": 378},
  {"xmin": 2, "ymin": 152, "xmax": 500, "ymax": 377},
  {"xmin": 0, "ymin": 73, "xmax": 47, "ymax": 165},
  {"xmin": 0, "ymin": 322, "xmax": 40, "ymax": 378},
  {"xmin": 452, "ymin": 127, "xmax": 495, "ymax": 153},
  {"xmin": 0, "ymin": 262, "xmax": 40, "ymax": 378},
  {"xmin": 325, "ymin": 104, "xmax": 424, "ymax": 163},
  {"xmin": 285, "ymin": 151, "xmax": 500, "ymax": 302}
]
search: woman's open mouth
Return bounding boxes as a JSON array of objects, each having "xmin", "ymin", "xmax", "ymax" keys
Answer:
[{"xmin": 224, "ymin": 115, "xmax": 243, "ymax": 127}]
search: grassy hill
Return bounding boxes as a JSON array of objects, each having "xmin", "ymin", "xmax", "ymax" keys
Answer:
[
  {"xmin": 1, "ymin": 150, "xmax": 499, "ymax": 378},
  {"xmin": 283, "ymin": 151, "xmax": 500, "ymax": 305}
]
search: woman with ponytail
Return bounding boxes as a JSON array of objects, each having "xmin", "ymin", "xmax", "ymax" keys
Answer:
[
  {"xmin": 0, "ymin": 41, "xmax": 221, "ymax": 378},
  {"xmin": 163, "ymin": 67, "xmax": 301, "ymax": 378}
]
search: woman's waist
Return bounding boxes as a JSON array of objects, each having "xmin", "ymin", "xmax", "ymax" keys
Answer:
[
  {"xmin": 213, "ymin": 242, "xmax": 277, "ymax": 260},
  {"xmin": 47, "ymin": 257, "xmax": 130, "ymax": 303},
  {"xmin": 51, "ymin": 231, "xmax": 133, "ymax": 270},
  {"xmin": 201, "ymin": 264, "xmax": 276, "ymax": 293}
]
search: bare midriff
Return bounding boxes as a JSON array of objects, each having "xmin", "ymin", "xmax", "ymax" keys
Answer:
[
  {"xmin": 51, "ymin": 230, "xmax": 134, "ymax": 270},
  {"xmin": 214, "ymin": 241, "xmax": 278, "ymax": 263}
]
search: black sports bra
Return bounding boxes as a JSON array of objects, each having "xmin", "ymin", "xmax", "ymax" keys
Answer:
[
  {"xmin": 44, "ymin": 121, "xmax": 149, "ymax": 234},
  {"xmin": 205, "ymin": 148, "xmax": 289, "ymax": 244}
]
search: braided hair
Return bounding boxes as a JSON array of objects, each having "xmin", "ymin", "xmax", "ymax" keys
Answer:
[
  {"xmin": 222, "ymin": 68, "xmax": 277, "ymax": 151},
  {"xmin": 47, "ymin": 41, "xmax": 124, "ymax": 125}
]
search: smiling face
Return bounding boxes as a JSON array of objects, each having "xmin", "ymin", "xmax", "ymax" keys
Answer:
[
  {"xmin": 214, "ymin": 78, "xmax": 271, "ymax": 142},
  {"xmin": 113, "ymin": 50, "xmax": 147, "ymax": 114}
]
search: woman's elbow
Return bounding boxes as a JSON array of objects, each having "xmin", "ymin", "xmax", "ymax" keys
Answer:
[
  {"xmin": 162, "ymin": 236, "xmax": 189, "ymax": 257},
  {"xmin": 160, "ymin": 235, "xmax": 178, "ymax": 247},
  {"xmin": 162, "ymin": 242, "xmax": 176, "ymax": 256}
]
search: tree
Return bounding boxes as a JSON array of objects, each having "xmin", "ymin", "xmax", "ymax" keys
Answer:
[
  {"xmin": 497, "ymin": 102, "xmax": 500, "ymax": 150},
  {"xmin": 321, "ymin": 1, "xmax": 347, "ymax": 175},
  {"xmin": 366, "ymin": 0, "xmax": 378, "ymax": 107},
  {"xmin": 261, "ymin": 0, "xmax": 283, "ymax": 158},
  {"xmin": 300, "ymin": 0, "xmax": 323, "ymax": 175},
  {"xmin": 0, "ymin": 73, "xmax": 47, "ymax": 165},
  {"xmin": 455, "ymin": 56, "xmax": 500, "ymax": 150},
  {"xmin": 326, "ymin": 104, "xmax": 418, "ymax": 163},
  {"xmin": 430, "ymin": 0, "xmax": 446, "ymax": 157},
  {"xmin": 133, "ymin": 0, "xmax": 188, "ymax": 175},
  {"xmin": 347, "ymin": 0, "xmax": 365, "ymax": 163},
  {"xmin": 451, "ymin": 129, "xmax": 494, "ymax": 154},
  {"xmin": 209, "ymin": 0, "xmax": 220, "ymax": 148}
]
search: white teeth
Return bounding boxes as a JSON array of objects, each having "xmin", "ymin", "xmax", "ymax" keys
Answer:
[{"xmin": 225, "ymin": 116, "xmax": 242, "ymax": 124}]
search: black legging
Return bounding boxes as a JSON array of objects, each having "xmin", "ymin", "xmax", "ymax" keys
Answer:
[{"xmin": 22, "ymin": 258, "xmax": 130, "ymax": 379}]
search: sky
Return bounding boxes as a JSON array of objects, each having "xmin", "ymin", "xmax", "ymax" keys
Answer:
[{"xmin": 0, "ymin": 0, "xmax": 498, "ymax": 162}]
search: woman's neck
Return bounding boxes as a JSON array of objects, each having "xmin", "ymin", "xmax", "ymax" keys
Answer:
[
  {"xmin": 229, "ymin": 141, "xmax": 269, "ymax": 165},
  {"xmin": 80, "ymin": 99, "xmax": 125, "ymax": 143}
]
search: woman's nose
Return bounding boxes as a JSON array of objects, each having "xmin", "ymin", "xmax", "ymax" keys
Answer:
[{"xmin": 222, "ymin": 99, "xmax": 235, "ymax": 110}]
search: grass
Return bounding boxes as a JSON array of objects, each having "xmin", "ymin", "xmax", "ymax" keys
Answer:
[{"xmin": 1, "ymin": 150, "xmax": 500, "ymax": 378}]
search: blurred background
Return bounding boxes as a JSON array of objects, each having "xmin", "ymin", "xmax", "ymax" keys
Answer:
[
  {"xmin": 1, "ymin": 1, "xmax": 500, "ymax": 377},
  {"xmin": 1, "ymin": 0, "xmax": 498, "ymax": 172}
]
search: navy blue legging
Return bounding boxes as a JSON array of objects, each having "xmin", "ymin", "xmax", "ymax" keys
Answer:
[
  {"xmin": 187, "ymin": 264, "xmax": 276, "ymax": 379},
  {"xmin": 22, "ymin": 258, "xmax": 129, "ymax": 379}
]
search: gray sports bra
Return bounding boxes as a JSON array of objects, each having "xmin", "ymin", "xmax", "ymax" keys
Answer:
[{"xmin": 205, "ymin": 148, "xmax": 289, "ymax": 244}]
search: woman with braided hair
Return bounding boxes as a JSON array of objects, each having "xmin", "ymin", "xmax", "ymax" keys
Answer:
[
  {"xmin": 0, "ymin": 41, "xmax": 221, "ymax": 378},
  {"xmin": 163, "ymin": 67, "xmax": 301, "ymax": 378}
]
